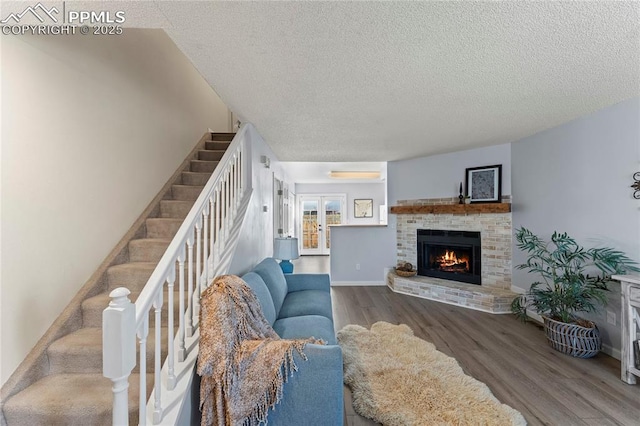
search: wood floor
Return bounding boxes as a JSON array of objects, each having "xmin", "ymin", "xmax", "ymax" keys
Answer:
[{"xmin": 331, "ymin": 286, "xmax": 640, "ymax": 426}]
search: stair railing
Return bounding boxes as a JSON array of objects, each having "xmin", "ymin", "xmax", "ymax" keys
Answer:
[{"xmin": 103, "ymin": 123, "xmax": 255, "ymax": 425}]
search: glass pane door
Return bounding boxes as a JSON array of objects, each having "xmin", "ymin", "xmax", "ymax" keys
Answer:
[
  {"xmin": 324, "ymin": 199, "xmax": 343, "ymax": 251},
  {"xmin": 302, "ymin": 199, "xmax": 320, "ymax": 254},
  {"xmin": 300, "ymin": 195, "xmax": 345, "ymax": 255}
]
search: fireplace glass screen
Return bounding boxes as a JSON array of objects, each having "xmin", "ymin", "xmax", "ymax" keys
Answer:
[
  {"xmin": 428, "ymin": 245, "xmax": 472, "ymax": 274},
  {"xmin": 417, "ymin": 229, "xmax": 481, "ymax": 285}
]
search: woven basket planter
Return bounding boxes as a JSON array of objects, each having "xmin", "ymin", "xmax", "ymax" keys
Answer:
[
  {"xmin": 542, "ymin": 316, "xmax": 601, "ymax": 358},
  {"xmin": 395, "ymin": 269, "xmax": 417, "ymax": 277}
]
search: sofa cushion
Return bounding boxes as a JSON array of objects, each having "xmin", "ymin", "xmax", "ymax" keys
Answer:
[
  {"xmin": 273, "ymin": 315, "xmax": 337, "ymax": 345},
  {"xmin": 241, "ymin": 272, "xmax": 277, "ymax": 325},
  {"xmin": 252, "ymin": 258, "xmax": 288, "ymax": 314},
  {"xmin": 278, "ymin": 290, "xmax": 333, "ymax": 321}
]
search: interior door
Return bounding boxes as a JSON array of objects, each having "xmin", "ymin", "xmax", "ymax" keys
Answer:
[{"xmin": 300, "ymin": 195, "xmax": 345, "ymax": 255}]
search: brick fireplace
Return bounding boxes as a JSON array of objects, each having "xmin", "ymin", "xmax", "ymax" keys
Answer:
[{"xmin": 388, "ymin": 197, "xmax": 517, "ymax": 313}]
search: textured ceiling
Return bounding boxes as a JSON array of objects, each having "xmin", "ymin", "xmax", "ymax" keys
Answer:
[
  {"xmin": 157, "ymin": 1, "xmax": 640, "ymax": 161},
  {"xmin": 7, "ymin": 1, "xmax": 639, "ymax": 161}
]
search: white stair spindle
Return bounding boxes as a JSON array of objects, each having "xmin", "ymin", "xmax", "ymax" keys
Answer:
[
  {"xmin": 166, "ymin": 270, "xmax": 176, "ymax": 390},
  {"xmin": 221, "ymin": 180, "xmax": 228, "ymax": 244},
  {"xmin": 137, "ymin": 316, "xmax": 149, "ymax": 426},
  {"xmin": 235, "ymin": 155, "xmax": 240, "ymax": 208},
  {"xmin": 177, "ymin": 250, "xmax": 186, "ymax": 362},
  {"xmin": 230, "ymin": 160, "xmax": 236, "ymax": 214},
  {"xmin": 202, "ymin": 207, "xmax": 209, "ymax": 288},
  {"xmin": 209, "ymin": 197, "xmax": 215, "ymax": 276},
  {"xmin": 239, "ymin": 149, "xmax": 244, "ymax": 192},
  {"xmin": 227, "ymin": 171, "xmax": 233, "ymax": 222},
  {"xmin": 194, "ymin": 222, "xmax": 202, "ymax": 319},
  {"xmin": 153, "ymin": 290, "xmax": 164, "ymax": 424},
  {"xmin": 103, "ymin": 288, "xmax": 136, "ymax": 426},
  {"xmin": 215, "ymin": 187, "xmax": 222, "ymax": 255},
  {"xmin": 220, "ymin": 185, "xmax": 224, "ymax": 247},
  {"xmin": 236, "ymin": 158, "xmax": 240, "ymax": 206},
  {"xmin": 186, "ymin": 236, "xmax": 194, "ymax": 337}
]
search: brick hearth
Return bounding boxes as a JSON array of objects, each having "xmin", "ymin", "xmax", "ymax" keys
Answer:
[
  {"xmin": 390, "ymin": 197, "xmax": 518, "ymax": 313},
  {"xmin": 387, "ymin": 273, "xmax": 516, "ymax": 314}
]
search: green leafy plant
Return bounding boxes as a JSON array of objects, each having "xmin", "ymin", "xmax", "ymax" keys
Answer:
[{"xmin": 512, "ymin": 227, "xmax": 638, "ymax": 324}]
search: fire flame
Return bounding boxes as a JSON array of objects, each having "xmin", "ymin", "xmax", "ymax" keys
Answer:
[
  {"xmin": 434, "ymin": 249, "xmax": 470, "ymax": 273},
  {"xmin": 440, "ymin": 250, "xmax": 461, "ymax": 266}
]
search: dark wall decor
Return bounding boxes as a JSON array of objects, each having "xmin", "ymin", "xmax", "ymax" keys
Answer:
[
  {"xmin": 632, "ymin": 172, "xmax": 640, "ymax": 199},
  {"xmin": 465, "ymin": 164, "xmax": 502, "ymax": 203}
]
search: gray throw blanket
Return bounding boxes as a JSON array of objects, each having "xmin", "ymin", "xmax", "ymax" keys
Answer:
[{"xmin": 198, "ymin": 275, "xmax": 323, "ymax": 426}]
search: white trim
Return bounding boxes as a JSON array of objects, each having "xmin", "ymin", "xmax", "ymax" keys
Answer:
[
  {"xmin": 331, "ymin": 280, "xmax": 385, "ymax": 287},
  {"xmin": 602, "ymin": 344, "xmax": 621, "ymax": 360}
]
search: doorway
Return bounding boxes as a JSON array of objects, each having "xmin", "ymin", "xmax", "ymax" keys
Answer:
[{"xmin": 299, "ymin": 195, "xmax": 346, "ymax": 255}]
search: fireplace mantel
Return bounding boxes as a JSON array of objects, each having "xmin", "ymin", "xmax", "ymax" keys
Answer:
[{"xmin": 390, "ymin": 203, "xmax": 511, "ymax": 215}]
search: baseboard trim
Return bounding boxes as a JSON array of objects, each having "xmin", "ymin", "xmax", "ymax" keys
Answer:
[{"xmin": 331, "ymin": 281, "xmax": 386, "ymax": 287}]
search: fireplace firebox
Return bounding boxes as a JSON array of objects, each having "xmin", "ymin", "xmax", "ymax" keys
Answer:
[{"xmin": 417, "ymin": 229, "xmax": 481, "ymax": 285}]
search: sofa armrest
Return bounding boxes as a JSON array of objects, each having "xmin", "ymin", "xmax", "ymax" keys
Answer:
[
  {"xmin": 267, "ymin": 344, "xmax": 344, "ymax": 425},
  {"xmin": 285, "ymin": 273, "xmax": 331, "ymax": 293}
]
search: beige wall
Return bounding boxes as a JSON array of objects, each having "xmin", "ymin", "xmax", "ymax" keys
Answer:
[{"xmin": 0, "ymin": 29, "xmax": 230, "ymax": 384}]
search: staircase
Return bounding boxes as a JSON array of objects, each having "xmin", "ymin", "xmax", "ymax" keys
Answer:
[{"xmin": 2, "ymin": 132, "xmax": 237, "ymax": 425}]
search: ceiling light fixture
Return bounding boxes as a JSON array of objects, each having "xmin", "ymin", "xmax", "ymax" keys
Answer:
[{"xmin": 329, "ymin": 171, "xmax": 381, "ymax": 179}]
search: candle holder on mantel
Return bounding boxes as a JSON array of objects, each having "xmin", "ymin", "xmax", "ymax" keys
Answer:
[{"xmin": 458, "ymin": 182, "xmax": 464, "ymax": 204}]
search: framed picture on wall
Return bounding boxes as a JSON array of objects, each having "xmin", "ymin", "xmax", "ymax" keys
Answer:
[
  {"xmin": 354, "ymin": 199, "xmax": 373, "ymax": 218},
  {"xmin": 465, "ymin": 165, "xmax": 502, "ymax": 203}
]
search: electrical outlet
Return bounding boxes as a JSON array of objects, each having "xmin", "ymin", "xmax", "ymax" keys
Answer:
[
  {"xmin": 606, "ymin": 310, "xmax": 616, "ymax": 325},
  {"xmin": 356, "ymin": 263, "xmax": 361, "ymax": 271}
]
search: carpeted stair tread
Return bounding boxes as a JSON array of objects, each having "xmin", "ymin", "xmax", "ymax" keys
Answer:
[
  {"xmin": 82, "ymin": 290, "xmax": 186, "ymax": 328},
  {"xmin": 129, "ymin": 238, "xmax": 171, "ymax": 263},
  {"xmin": 181, "ymin": 171, "xmax": 212, "ymax": 186},
  {"xmin": 172, "ymin": 184, "xmax": 205, "ymax": 201},
  {"xmin": 47, "ymin": 328, "xmax": 103, "ymax": 374},
  {"xmin": 190, "ymin": 159, "xmax": 219, "ymax": 173},
  {"xmin": 107, "ymin": 262, "xmax": 157, "ymax": 291},
  {"xmin": 48, "ymin": 327, "xmax": 170, "ymax": 374},
  {"xmin": 3, "ymin": 373, "xmax": 151, "ymax": 426},
  {"xmin": 205, "ymin": 140, "xmax": 231, "ymax": 150},
  {"xmin": 198, "ymin": 149, "xmax": 226, "ymax": 161},
  {"xmin": 160, "ymin": 199, "xmax": 194, "ymax": 219},
  {"xmin": 209, "ymin": 132, "xmax": 235, "ymax": 141},
  {"xmin": 145, "ymin": 217, "xmax": 183, "ymax": 238}
]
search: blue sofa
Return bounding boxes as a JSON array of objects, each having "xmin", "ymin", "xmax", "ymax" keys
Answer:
[{"xmin": 240, "ymin": 258, "xmax": 344, "ymax": 425}]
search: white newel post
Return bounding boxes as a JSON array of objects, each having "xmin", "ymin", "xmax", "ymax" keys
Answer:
[{"xmin": 103, "ymin": 287, "xmax": 136, "ymax": 426}]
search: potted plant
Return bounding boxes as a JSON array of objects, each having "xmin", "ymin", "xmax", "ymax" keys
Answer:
[{"xmin": 511, "ymin": 227, "xmax": 638, "ymax": 358}]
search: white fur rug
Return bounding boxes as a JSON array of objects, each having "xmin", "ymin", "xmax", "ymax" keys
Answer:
[{"xmin": 338, "ymin": 321, "xmax": 527, "ymax": 426}]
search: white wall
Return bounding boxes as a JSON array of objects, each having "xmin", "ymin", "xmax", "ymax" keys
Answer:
[
  {"xmin": 1, "ymin": 30, "xmax": 230, "ymax": 384},
  {"xmin": 228, "ymin": 134, "xmax": 294, "ymax": 275},
  {"xmin": 295, "ymin": 182, "xmax": 386, "ymax": 225},
  {"xmin": 511, "ymin": 97, "xmax": 640, "ymax": 354}
]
